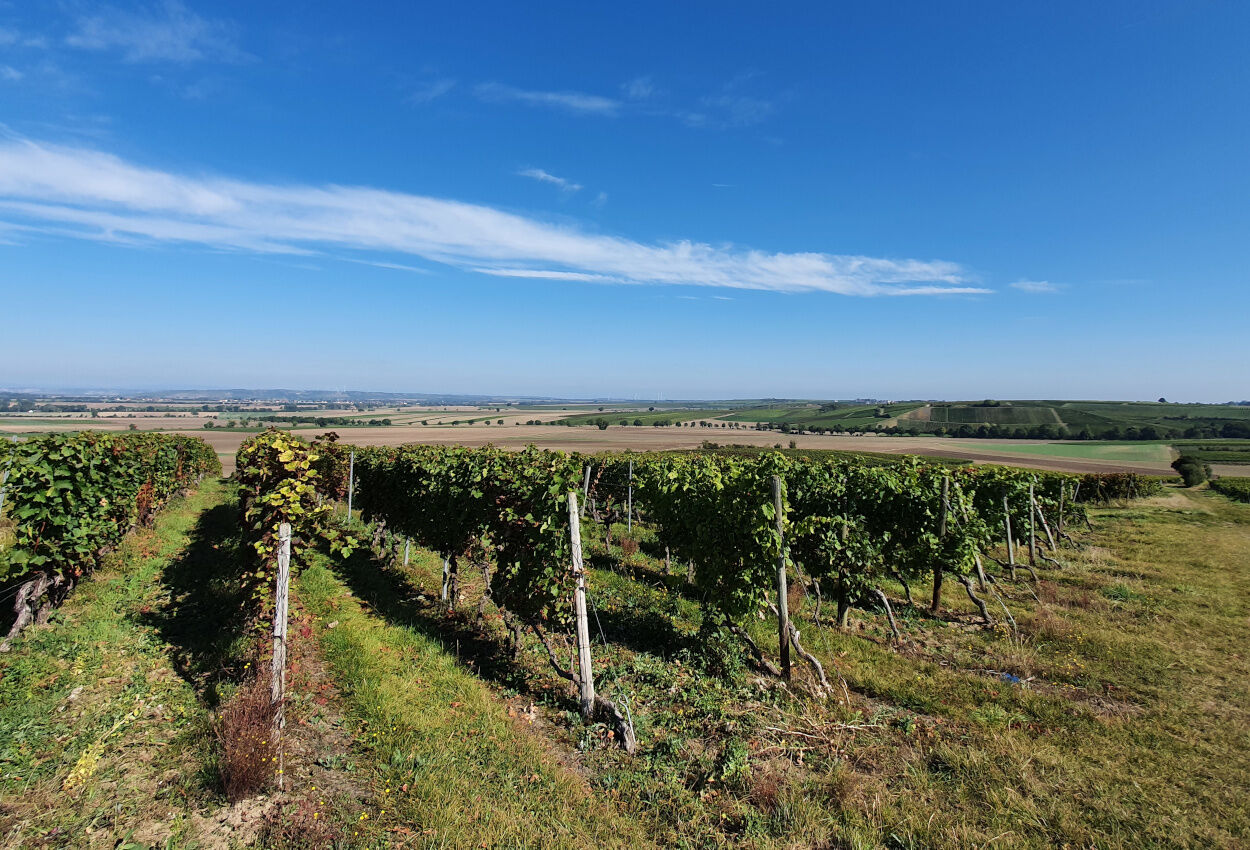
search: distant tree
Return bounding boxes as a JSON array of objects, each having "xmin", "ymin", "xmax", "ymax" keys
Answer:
[
  {"xmin": 620, "ymin": 419, "xmax": 629, "ymax": 426},
  {"xmin": 595, "ymin": 418, "xmax": 609, "ymax": 430},
  {"xmin": 648, "ymin": 406, "xmax": 655, "ymax": 412},
  {"xmin": 1171, "ymin": 454, "xmax": 1211, "ymax": 487},
  {"xmin": 633, "ymin": 419, "xmax": 643, "ymax": 426}
]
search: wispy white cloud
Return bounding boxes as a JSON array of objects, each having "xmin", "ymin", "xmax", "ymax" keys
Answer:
[
  {"xmin": 591, "ymin": 191, "xmax": 608, "ymax": 209},
  {"xmin": 698, "ymin": 93, "xmax": 773, "ymax": 127},
  {"xmin": 342, "ymin": 258, "xmax": 431, "ymax": 274},
  {"xmin": 622, "ymin": 75, "xmax": 654, "ymax": 100},
  {"xmin": 65, "ymin": 1, "xmax": 246, "ymax": 63},
  {"xmin": 0, "ymin": 138, "xmax": 988, "ymax": 297},
  {"xmin": 474, "ymin": 268, "xmax": 613, "ymax": 282},
  {"xmin": 0, "ymin": 65, "xmax": 23, "ymax": 82},
  {"xmin": 474, "ymin": 82, "xmax": 619, "ymax": 115},
  {"xmin": 517, "ymin": 167, "xmax": 582, "ymax": 193},
  {"xmin": 1010, "ymin": 280, "xmax": 1062, "ymax": 294},
  {"xmin": 0, "ymin": 26, "xmax": 49, "ymax": 50},
  {"xmin": 408, "ymin": 77, "xmax": 456, "ymax": 104}
]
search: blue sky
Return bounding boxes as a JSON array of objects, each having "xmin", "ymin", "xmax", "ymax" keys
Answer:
[{"xmin": 0, "ymin": 1, "xmax": 1247, "ymax": 400}]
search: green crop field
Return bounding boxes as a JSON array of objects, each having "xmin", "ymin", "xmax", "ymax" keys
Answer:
[{"xmin": 966, "ymin": 441, "xmax": 1176, "ymax": 462}]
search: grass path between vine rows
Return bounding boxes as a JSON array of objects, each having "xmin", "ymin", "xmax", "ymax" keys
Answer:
[
  {"xmin": 0, "ymin": 480, "xmax": 231, "ymax": 848},
  {"xmin": 294, "ymin": 553, "xmax": 650, "ymax": 847}
]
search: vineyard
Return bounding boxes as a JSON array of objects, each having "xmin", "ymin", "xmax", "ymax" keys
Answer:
[
  {"xmin": 1210, "ymin": 476, "xmax": 1250, "ymax": 503},
  {"xmin": 0, "ymin": 432, "xmax": 219, "ymax": 648},
  {"xmin": 247, "ymin": 436, "xmax": 1119, "ymax": 705},
  {"xmin": 2, "ymin": 430, "xmax": 1247, "ymax": 848}
]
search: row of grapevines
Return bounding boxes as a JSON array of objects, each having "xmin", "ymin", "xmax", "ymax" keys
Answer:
[
  {"xmin": 1210, "ymin": 477, "xmax": 1250, "ymax": 503},
  {"xmin": 234, "ymin": 431, "xmax": 356, "ymax": 611},
  {"xmin": 347, "ymin": 443, "xmax": 584, "ymax": 626},
  {"xmin": 1071, "ymin": 472, "xmax": 1163, "ymax": 502},
  {"xmin": 1, "ymin": 432, "xmax": 219, "ymax": 643}
]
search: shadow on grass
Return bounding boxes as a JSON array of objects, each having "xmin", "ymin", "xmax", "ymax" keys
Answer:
[
  {"xmin": 329, "ymin": 545, "xmax": 547, "ymax": 700},
  {"xmin": 141, "ymin": 501, "xmax": 254, "ymax": 707}
]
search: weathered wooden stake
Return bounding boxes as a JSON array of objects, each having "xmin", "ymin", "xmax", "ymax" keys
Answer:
[
  {"xmin": 1028, "ymin": 479, "xmax": 1037, "ymax": 566},
  {"xmin": 568, "ymin": 492, "xmax": 596, "ymax": 717},
  {"xmin": 772, "ymin": 475, "xmax": 791, "ymax": 681},
  {"xmin": 403, "ymin": 538, "xmax": 410, "ymax": 566},
  {"xmin": 346, "ymin": 450, "xmax": 355, "ymax": 518},
  {"xmin": 271, "ymin": 523, "xmax": 292, "ymax": 789},
  {"xmin": 932, "ymin": 476, "xmax": 949, "ymax": 613},
  {"xmin": 626, "ymin": 460, "xmax": 633, "ymax": 534},
  {"xmin": 580, "ymin": 466, "xmax": 592, "ymax": 518}
]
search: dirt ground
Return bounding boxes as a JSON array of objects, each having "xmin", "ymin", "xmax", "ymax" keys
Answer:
[{"xmin": 164, "ymin": 424, "xmax": 1193, "ymax": 476}]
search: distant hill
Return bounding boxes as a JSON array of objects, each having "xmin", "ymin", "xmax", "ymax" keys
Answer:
[{"xmin": 724, "ymin": 400, "xmax": 1250, "ymax": 440}]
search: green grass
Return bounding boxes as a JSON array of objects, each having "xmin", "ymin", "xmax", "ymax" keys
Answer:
[
  {"xmin": 962, "ymin": 441, "xmax": 1176, "ymax": 462},
  {"xmin": 0, "ymin": 480, "xmax": 231, "ymax": 848},
  {"xmin": 316, "ymin": 488, "xmax": 1249, "ymax": 848},
  {"xmin": 5, "ymin": 472, "xmax": 1248, "ymax": 848},
  {"xmin": 294, "ymin": 551, "xmax": 649, "ymax": 848}
]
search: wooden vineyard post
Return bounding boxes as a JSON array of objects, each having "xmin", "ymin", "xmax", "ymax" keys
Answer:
[
  {"xmin": 346, "ymin": 450, "xmax": 355, "ymax": 518},
  {"xmin": 403, "ymin": 537, "xmax": 410, "ymax": 566},
  {"xmin": 271, "ymin": 522, "xmax": 292, "ymax": 789},
  {"xmin": 568, "ymin": 492, "xmax": 596, "ymax": 718},
  {"xmin": 627, "ymin": 460, "xmax": 633, "ymax": 534},
  {"xmin": 1057, "ymin": 483, "xmax": 1066, "ymax": 538},
  {"xmin": 1028, "ymin": 479, "xmax": 1037, "ymax": 566},
  {"xmin": 1003, "ymin": 492, "xmax": 1016, "ymax": 578},
  {"xmin": 932, "ymin": 476, "xmax": 949, "ymax": 613},
  {"xmin": 772, "ymin": 475, "xmax": 791, "ymax": 681},
  {"xmin": 580, "ymin": 466, "xmax": 592, "ymax": 518}
]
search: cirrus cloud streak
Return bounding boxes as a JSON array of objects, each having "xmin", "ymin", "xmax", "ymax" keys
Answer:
[{"xmin": 0, "ymin": 138, "xmax": 988, "ymax": 296}]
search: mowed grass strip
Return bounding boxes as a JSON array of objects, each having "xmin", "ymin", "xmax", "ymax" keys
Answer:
[
  {"xmin": 0, "ymin": 480, "xmax": 227, "ymax": 847},
  {"xmin": 295, "ymin": 559, "xmax": 650, "ymax": 849},
  {"xmin": 961, "ymin": 441, "xmax": 1175, "ymax": 462}
]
